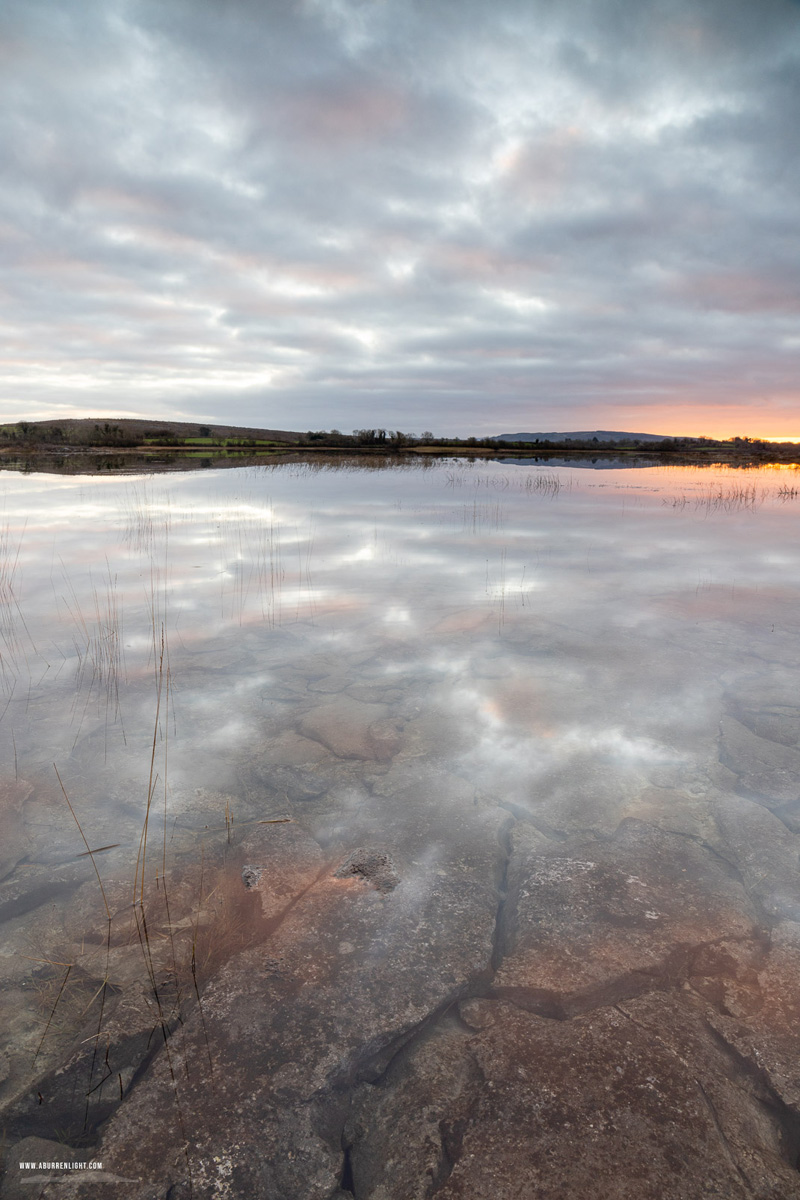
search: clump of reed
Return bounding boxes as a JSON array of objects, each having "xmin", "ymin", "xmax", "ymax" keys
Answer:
[
  {"xmin": 71, "ymin": 565, "xmax": 124, "ymax": 706},
  {"xmin": 29, "ymin": 625, "xmax": 193, "ymax": 1167},
  {"xmin": 446, "ymin": 468, "xmax": 562, "ymax": 496},
  {"xmin": 523, "ymin": 472, "xmax": 562, "ymax": 496},
  {"xmin": 700, "ymin": 482, "xmax": 760, "ymax": 511},
  {"xmin": 460, "ymin": 499, "xmax": 505, "ymax": 533},
  {"xmin": 122, "ymin": 481, "xmax": 172, "ymax": 555},
  {"xmin": 33, "ymin": 609, "xmax": 292, "ymax": 1185},
  {"xmin": 0, "ymin": 520, "xmax": 41, "ymax": 691},
  {"xmin": 666, "ymin": 482, "xmax": 762, "ymax": 513}
]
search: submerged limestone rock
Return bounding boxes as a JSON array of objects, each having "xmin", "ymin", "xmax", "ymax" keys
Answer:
[
  {"xmin": 705, "ymin": 919, "xmax": 800, "ymax": 1113},
  {"xmin": 719, "ymin": 714, "xmax": 800, "ymax": 819},
  {"xmin": 725, "ymin": 670, "xmax": 800, "ymax": 748},
  {"xmin": 3, "ymin": 976, "xmax": 183, "ymax": 1145},
  {"xmin": 492, "ymin": 818, "xmax": 759, "ymax": 1016},
  {"xmin": 712, "ymin": 792, "xmax": 800, "ymax": 921},
  {"xmin": 36, "ymin": 804, "xmax": 508, "ymax": 1197},
  {"xmin": 6, "ymin": 759, "xmax": 800, "ymax": 1200},
  {"xmin": 299, "ymin": 698, "xmax": 403, "ymax": 761},
  {"xmin": 0, "ymin": 1137, "xmax": 82, "ymax": 1200},
  {"xmin": 345, "ymin": 992, "xmax": 800, "ymax": 1200}
]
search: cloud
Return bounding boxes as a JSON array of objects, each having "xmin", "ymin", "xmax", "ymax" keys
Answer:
[{"xmin": 1, "ymin": 0, "xmax": 799, "ymax": 435}]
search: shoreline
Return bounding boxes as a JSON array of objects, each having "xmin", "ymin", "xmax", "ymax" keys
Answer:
[{"xmin": 2, "ymin": 442, "xmax": 800, "ymax": 475}]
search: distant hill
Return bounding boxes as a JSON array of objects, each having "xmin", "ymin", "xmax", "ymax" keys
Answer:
[
  {"xmin": 493, "ymin": 430, "xmax": 672, "ymax": 443},
  {"xmin": 10, "ymin": 417, "xmax": 304, "ymax": 442}
]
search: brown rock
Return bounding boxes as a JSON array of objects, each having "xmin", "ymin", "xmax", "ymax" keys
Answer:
[
  {"xmin": 720, "ymin": 714, "xmax": 800, "ymax": 814},
  {"xmin": 39, "ymin": 805, "xmax": 509, "ymax": 1197},
  {"xmin": 346, "ymin": 992, "xmax": 800, "ymax": 1200},
  {"xmin": 707, "ymin": 920, "xmax": 800, "ymax": 1111},
  {"xmin": 493, "ymin": 819, "xmax": 759, "ymax": 1016},
  {"xmin": 725, "ymin": 670, "xmax": 800, "ymax": 747},
  {"xmin": 299, "ymin": 699, "xmax": 402, "ymax": 761},
  {"xmin": 713, "ymin": 792, "xmax": 800, "ymax": 921}
]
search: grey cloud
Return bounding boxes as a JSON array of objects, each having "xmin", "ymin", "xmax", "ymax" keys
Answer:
[{"xmin": 1, "ymin": 0, "xmax": 799, "ymax": 434}]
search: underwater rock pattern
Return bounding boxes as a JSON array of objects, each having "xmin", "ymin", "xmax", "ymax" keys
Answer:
[
  {"xmin": 17, "ymin": 796, "xmax": 800, "ymax": 1200},
  {"xmin": 4, "ymin": 465, "xmax": 800, "ymax": 1198}
]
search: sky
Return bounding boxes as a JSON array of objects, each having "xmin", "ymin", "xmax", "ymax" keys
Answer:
[{"xmin": 2, "ymin": 0, "xmax": 800, "ymax": 440}]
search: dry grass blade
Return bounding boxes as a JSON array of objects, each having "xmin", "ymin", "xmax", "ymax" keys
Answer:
[
  {"xmin": 32, "ymin": 964, "xmax": 72, "ymax": 1065},
  {"xmin": 20, "ymin": 955, "xmax": 75, "ymax": 967},
  {"xmin": 54, "ymin": 764, "xmax": 110, "ymax": 920},
  {"xmin": 53, "ymin": 763, "xmax": 115, "ymax": 1132},
  {"xmin": 135, "ymin": 624, "xmax": 167, "ymax": 906},
  {"xmin": 128, "ymin": 618, "xmax": 195, "ymax": 1191}
]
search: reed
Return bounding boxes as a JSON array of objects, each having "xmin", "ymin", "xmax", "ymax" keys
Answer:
[
  {"xmin": 19, "ymin": 474, "xmax": 303, "ymax": 1182},
  {"xmin": 0, "ymin": 520, "xmax": 42, "ymax": 690},
  {"xmin": 52, "ymin": 766, "xmax": 114, "ymax": 1134},
  {"xmin": 34, "ymin": 617, "xmax": 197, "ymax": 1169},
  {"xmin": 57, "ymin": 560, "xmax": 126, "ymax": 750},
  {"xmin": 446, "ymin": 467, "xmax": 563, "ymax": 496},
  {"xmin": 461, "ymin": 499, "xmax": 505, "ymax": 533},
  {"xmin": 699, "ymin": 482, "xmax": 760, "ymax": 512},
  {"xmin": 667, "ymin": 483, "xmax": 762, "ymax": 513},
  {"xmin": 523, "ymin": 472, "xmax": 562, "ymax": 496}
]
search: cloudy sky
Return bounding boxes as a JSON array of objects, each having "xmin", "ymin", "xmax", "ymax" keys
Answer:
[{"xmin": 2, "ymin": 0, "xmax": 799, "ymax": 438}]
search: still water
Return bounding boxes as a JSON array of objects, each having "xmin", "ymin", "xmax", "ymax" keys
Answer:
[{"xmin": 1, "ymin": 457, "xmax": 800, "ymax": 1195}]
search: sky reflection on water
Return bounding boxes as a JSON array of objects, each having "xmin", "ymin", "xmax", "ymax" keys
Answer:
[
  {"xmin": 1, "ymin": 459, "xmax": 798, "ymax": 797},
  {"xmin": 1, "ymin": 457, "xmax": 800, "ymax": 1129},
  {"xmin": 4, "ymin": 453, "xmax": 800, "ymax": 1185}
]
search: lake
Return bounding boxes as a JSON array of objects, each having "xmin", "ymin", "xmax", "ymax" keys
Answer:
[{"xmin": 2, "ymin": 457, "xmax": 800, "ymax": 1199}]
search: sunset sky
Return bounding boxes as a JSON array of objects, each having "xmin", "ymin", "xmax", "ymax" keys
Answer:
[{"xmin": 2, "ymin": 0, "xmax": 799, "ymax": 439}]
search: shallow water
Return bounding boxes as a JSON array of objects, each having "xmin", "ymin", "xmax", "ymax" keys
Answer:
[
  {"xmin": 2, "ymin": 457, "xmax": 800, "ymax": 1193},
  {"xmin": 2, "ymin": 459, "xmax": 796, "ymax": 823}
]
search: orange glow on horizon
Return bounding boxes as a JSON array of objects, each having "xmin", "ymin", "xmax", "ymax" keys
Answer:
[
  {"xmin": 602, "ymin": 409, "xmax": 800, "ymax": 444},
  {"xmin": 6, "ymin": 405, "xmax": 800, "ymax": 445},
  {"xmin": 700, "ymin": 434, "xmax": 800, "ymax": 443},
  {"xmin": 599, "ymin": 398, "xmax": 800, "ymax": 444}
]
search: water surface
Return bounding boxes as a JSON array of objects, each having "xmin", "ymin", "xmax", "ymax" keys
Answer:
[{"xmin": 2, "ymin": 457, "xmax": 800, "ymax": 1194}]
